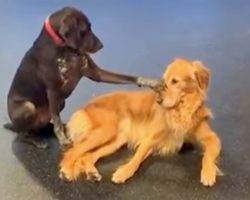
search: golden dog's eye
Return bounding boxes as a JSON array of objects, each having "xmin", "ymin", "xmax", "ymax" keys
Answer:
[{"xmin": 171, "ymin": 78, "xmax": 178, "ymax": 84}]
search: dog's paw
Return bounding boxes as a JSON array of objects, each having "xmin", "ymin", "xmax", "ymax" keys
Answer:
[
  {"xmin": 86, "ymin": 169, "xmax": 102, "ymax": 182},
  {"xmin": 200, "ymin": 163, "xmax": 217, "ymax": 187},
  {"xmin": 111, "ymin": 165, "xmax": 134, "ymax": 184},
  {"xmin": 59, "ymin": 159, "xmax": 82, "ymax": 182},
  {"xmin": 21, "ymin": 133, "xmax": 48, "ymax": 149},
  {"xmin": 60, "ymin": 139, "xmax": 72, "ymax": 151},
  {"xmin": 54, "ymin": 125, "xmax": 72, "ymax": 149},
  {"xmin": 59, "ymin": 135, "xmax": 72, "ymax": 150},
  {"xmin": 59, "ymin": 168, "xmax": 74, "ymax": 182}
]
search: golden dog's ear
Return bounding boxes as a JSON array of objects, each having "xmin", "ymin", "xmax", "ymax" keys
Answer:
[{"xmin": 192, "ymin": 60, "xmax": 210, "ymax": 90}]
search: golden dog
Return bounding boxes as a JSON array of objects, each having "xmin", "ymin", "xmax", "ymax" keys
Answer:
[{"xmin": 59, "ymin": 58, "xmax": 222, "ymax": 187}]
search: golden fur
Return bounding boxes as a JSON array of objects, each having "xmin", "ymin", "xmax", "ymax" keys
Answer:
[{"xmin": 59, "ymin": 58, "xmax": 222, "ymax": 187}]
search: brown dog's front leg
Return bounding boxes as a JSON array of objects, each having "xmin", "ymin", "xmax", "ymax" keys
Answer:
[
  {"xmin": 47, "ymin": 89, "xmax": 71, "ymax": 148},
  {"xmin": 82, "ymin": 54, "xmax": 162, "ymax": 88},
  {"xmin": 89, "ymin": 67, "xmax": 138, "ymax": 84}
]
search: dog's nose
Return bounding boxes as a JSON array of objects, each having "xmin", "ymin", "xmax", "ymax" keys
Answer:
[
  {"xmin": 96, "ymin": 41, "xmax": 103, "ymax": 50},
  {"xmin": 156, "ymin": 95, "xmax": 163, "ymax": 104}
]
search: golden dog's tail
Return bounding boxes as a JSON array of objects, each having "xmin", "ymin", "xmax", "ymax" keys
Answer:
[{"xmin": 66, "ymin": 109, "xmax": 92, "ymax": 143}]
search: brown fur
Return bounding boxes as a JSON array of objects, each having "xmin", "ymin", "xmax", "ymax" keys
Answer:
[{"xmin": 59, "ymin": 58, "xmax": 222, "ymax": 186}]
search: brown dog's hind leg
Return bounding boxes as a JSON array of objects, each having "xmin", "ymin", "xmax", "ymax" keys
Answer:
[
  {"xmin": 18, "ymin": 131, "xmax": 48, "ymax": 149},
  {"xmin": 6, "ymin": 101, "xmax": 49, "ymax": 149}
]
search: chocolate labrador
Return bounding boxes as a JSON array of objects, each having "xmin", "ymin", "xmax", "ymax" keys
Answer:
[{"xmin": 4, "ymin": 7, "xmax": 160, "ymax": 149}]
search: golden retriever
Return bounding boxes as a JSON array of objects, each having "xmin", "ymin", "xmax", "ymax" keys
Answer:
[{"xmin": 59, "ymin": 58, "xmax": 222, "ymax": 187}]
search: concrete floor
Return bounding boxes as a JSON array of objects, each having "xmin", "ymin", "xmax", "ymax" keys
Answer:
[{"xmin": 1, "ymin": 1, "xmax": 250, "ymax": 200}]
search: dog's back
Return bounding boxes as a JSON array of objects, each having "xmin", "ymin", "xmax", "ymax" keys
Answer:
[{"xmin": 66, "ymin": 90, "xmax": 162, "ymax": 146}]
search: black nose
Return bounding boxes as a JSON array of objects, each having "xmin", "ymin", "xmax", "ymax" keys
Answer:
[
  {"xmin": 156, "ymin": 95, "xmax": 163, "ymax": 104},
  {"xmin": 96, "ymin": 41, "xmax": 103, "ymax": 50}
]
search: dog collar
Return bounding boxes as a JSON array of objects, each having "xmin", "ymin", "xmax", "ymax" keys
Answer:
[{"xmin": 44, "ymin": 16, "xmax": 64, "ymax": 46}]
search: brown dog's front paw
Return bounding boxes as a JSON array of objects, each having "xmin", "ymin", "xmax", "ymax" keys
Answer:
[
  {"xmin": 54, "ymin": 125, "xmax": 72, "ymax": 149},
  {"xmin": 137, "ymin": 77, "xmax": 162, "ymax": 89},
  {"xmin": 200, "ymin": 163, "xmax": 217, "ymax": 187},
  {"xmin": 152, "ymin": 79, "xmax": 165, "ymax": 92},
  {"xmin": 20, "ymin": 131, "xmax": 48, "ymax": 149},
  {"xmin": 60, "ymin": 139, "xmax": 72, "ymax": 151},
  {"xmin": 112, "ymin": 165, "xmax": 135, "ymax": 184}
]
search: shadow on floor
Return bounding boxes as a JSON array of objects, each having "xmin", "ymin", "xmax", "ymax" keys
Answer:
[{"xmin": 10, "ymin": 126, "xmax": 248, "ymax": 200}]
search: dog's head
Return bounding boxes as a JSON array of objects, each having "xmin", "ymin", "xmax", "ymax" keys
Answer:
[
  {"xmin": 157, "ymin": 58, "xmax": 210, "ymax": 108},
  {"xmin": 51, "ymin": 7, "xmax": 103, "ymax": 54}
]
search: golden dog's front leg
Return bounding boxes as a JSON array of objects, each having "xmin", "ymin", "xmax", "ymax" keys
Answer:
[
  {"xmin": 112, "ymin": 139, "xmax": 155, "ymax": 184},
  {"xmin": 193, "ymin": 121, "xmax": 222, "ymax": 187}
]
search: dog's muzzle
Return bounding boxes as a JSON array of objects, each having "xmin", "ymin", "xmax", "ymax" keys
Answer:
[{"xmin": 156, "ymin": 93, "xmax": 163, "ymax": 104}]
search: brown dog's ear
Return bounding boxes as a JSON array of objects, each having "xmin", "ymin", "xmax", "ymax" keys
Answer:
[
  {"xmin": 192, "ymin": 60, "xmax": 210, "ymax": 90},
  {"xmin": 59, "ymin": 16, "xmax": 71, "ymax": 37},
  {"xmin": 59, "ymin": 15, "xmax": 78, "ymax": 49}
]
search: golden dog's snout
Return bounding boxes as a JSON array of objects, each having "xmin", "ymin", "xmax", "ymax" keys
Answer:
[{"xmin": 156, "ymin": 95, "xmax": 163, "ymax": 104}]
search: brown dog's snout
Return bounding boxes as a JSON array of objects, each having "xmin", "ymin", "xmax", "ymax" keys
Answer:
[
  {"xmin": 91, "ymin": 34, "xmax": 103, "ymax": 52},
  {"xmin": 94, "ymin": 36, "xmax": 103, "ymax": 51},
  {"xmin": 85, "ymin": 32, "xmax": 103, "ymax": 53}
]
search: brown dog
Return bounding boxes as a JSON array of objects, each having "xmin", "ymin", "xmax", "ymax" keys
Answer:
[
  {"xmin": 4, "ymin": 7, "xmax": 159, "ymax": 149},
  {"xmin": 59, "ymin": 58, "xmax": 222, "ymax": 187}
]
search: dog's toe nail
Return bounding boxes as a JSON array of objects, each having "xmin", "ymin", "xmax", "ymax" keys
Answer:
[
  {"xmin": 38, "ymin": 142, "xmax": 48, "ymax": 149},
  {"xmin": 60, "ymin": 142, "xmax": 72, "ymax": 151},
  {"xmin": 59, "ymin": 171, "xmax": 72, "ymax": 182},
  {"xmin": 86, "ymin": 171, "xmax": 102, "ymax": 182},
  {"xmin": 59, "ymin": 171, "xmax": 65, "ymax": 180}
]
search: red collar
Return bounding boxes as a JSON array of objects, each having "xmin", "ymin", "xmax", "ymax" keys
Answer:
[{"xmin": 44, "ymin": 16, "xmax": 64, "ymax": 46}]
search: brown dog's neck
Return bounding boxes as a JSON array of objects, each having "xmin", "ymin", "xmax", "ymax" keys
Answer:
[{"xmin": 32, "ymin": 28, "xmax": 60, "ymax": 55}]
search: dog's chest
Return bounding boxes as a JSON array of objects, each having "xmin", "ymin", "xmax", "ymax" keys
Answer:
[
  {"xmin": 57, "ymin": 56, "xmax": 88, "ymax": 98},
  {"xmin": 156, "ymin": 131, "xmax": 185, "ymax": 155},
  {"xmin": 156, "ymin": 112, "xmax": 194, "ymax": 155}
]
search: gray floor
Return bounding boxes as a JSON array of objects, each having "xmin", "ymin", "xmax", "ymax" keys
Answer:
[{"xmin": 0, "ymin": 1, "xmax": 250, "ymax": 200}]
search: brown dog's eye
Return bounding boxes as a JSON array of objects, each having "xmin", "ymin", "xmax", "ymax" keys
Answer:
[
  {"xmin": 80, "ymin": 31, "xmax": 86, "ymax": 38},
  {"xmin": 64, "ymin": 31, "xmax": 70, "ymax": 38},
  {"xmin": 171, "ymin": 78, "xmax": 179, "ymax": 84}
]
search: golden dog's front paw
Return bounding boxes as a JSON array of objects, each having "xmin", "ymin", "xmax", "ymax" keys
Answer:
[
  {"xmin": 200, "ymin": 163, "xmax": 217, "ymax": 187},
  {"xmin": 111, "ymin": 165, "xmax": 135, "ymax": 184}
]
